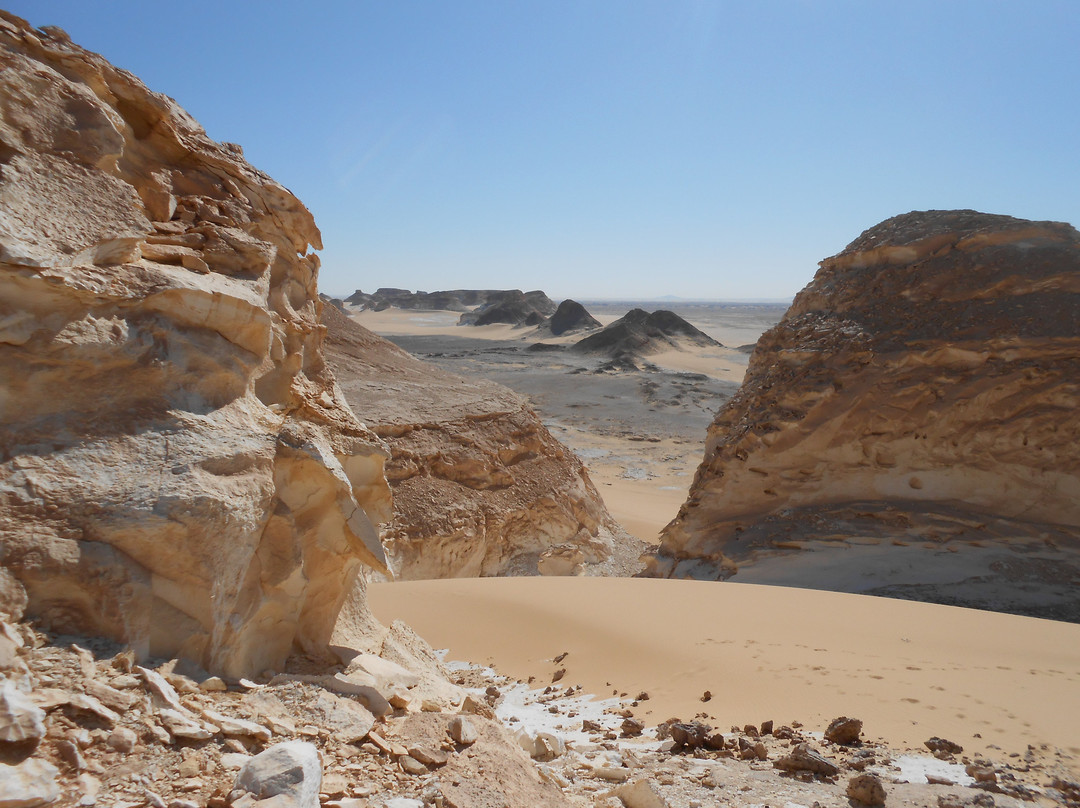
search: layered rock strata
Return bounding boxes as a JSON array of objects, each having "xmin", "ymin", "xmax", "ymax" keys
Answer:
[
  {"xmin": 647, "ymin": 211, "xmax": 1080, "ymax": 609},
  {"xmin": 0, "ymin": 13, "xmax": 390, "ymax": 677},
  {"xmin": 322, "ymin": 304, "xmax": 642, "ymax": 578}
]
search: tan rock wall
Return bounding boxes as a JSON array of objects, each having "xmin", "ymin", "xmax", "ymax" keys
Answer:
[
  {"xmin": 647, "ymin": 210, "xmax": 1080, "ymax": 578},
  {"xmin": 0, "ymin": 13, "xmax": 390, "ymax": 677}
]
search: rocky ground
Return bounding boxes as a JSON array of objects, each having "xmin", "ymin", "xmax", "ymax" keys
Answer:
[{"xmin": 3, "ymin": 621, "xmax": 1077, "ymax": 808}]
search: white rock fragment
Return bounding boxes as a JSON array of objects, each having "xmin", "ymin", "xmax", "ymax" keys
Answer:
[
  {"xmin": 449, "ymin": 715, "xmax": 478, "ymax": 745},
  {"xmin": 612, "ymin": 779, "xmax": 671, "ymax": 808},
  {"xmin": 0, "ymin": 758, "xmax": 60, "ymax": 807},
  {"xmin": 0, "ymin": 680, "xmax": 45, "ymax": 743},
  {"xmin": 235, "ymin": 741, "xmax": 322, "ymax": 808}
]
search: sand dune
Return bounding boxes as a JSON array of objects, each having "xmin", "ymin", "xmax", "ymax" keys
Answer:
[{"xmin": 370, "ymin": 576, "xmax": 1080, "ymax": 766}]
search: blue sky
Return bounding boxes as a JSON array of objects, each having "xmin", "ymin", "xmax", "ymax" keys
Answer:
[{"xmin": 7, "ymin": 2, "xmax": 1079, "ymax": 300}]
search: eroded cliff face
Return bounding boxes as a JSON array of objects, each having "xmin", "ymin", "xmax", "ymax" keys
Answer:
[
  {"xmin": 647, "ymin": 211, "xmax": 1080, "ymax": 592},
  {"xmin": 322, "ymin": 305, "xmax": 642, "ymax": 578},
  {"xmin": 0, "ymin": 13, "xmax": 391, "ymax": 677}
]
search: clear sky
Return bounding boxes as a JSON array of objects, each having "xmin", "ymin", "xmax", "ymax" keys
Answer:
[{"xmin": 7, "ymin": 2, "xmax": 1080, "ymax": 301}]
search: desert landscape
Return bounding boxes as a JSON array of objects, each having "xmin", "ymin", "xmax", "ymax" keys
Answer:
[{"xmin": 0, "ymin": 10, "xmax": 1078, "ymax": 808}]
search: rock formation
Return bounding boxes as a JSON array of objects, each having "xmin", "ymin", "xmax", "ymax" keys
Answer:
[
  {"xmin": 546, "ymin": 298, "xmax": 602, "ymax": 336},
  {"xmin": 0, "ymin": 13, "xmax": 391, "ymax": 677},
  {"xmin": 322, "ymin": 304, "xmax": 642, "ymax": 577},
  {"xmin": 646, "ymin": 211, "xmax": 1080, "ymax": 616},
  {"xmin": 458, "ymin": 289, "xmax": 558, "ymax": 326},
  {"xmin": 573, "ymin": 308, "xmax": 721, "ymax": 360}
]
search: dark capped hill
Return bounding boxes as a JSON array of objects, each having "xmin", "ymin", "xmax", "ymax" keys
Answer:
[
  {"xmin": 458, "ymin": 290, "xmax": 558, "ymax": 326},
  {"xmin": 571, "ymin": 308, "xmax": 722, "ymax": 357},
  {"xmin": 547, "ymin": 299, "xmax": 602, "ymax": 336}
]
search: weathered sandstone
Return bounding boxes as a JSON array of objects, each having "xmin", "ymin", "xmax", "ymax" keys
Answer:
[
  {"xmin": 647, "ymin": 211, "xmax": 1080, "ymax": 610},
  {"xmin": 0, "ymin": 12, "xmax": 390, "ymax": 677},
  {"xmin": 322, "ymin": 304, "xmax": 642, "ymax": 577}
]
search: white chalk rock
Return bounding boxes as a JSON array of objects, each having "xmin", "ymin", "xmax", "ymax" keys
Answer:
[
  {"xmin": 0, "ymin": 758, "xmax": 60, "ymax": 807},
  {"xmin": 0, "ymin": 681, "xmax": 45, "ymax": 743},
  {"xmin": 235, "ymin": 741, "xmax": 322, "ymax": 808}
]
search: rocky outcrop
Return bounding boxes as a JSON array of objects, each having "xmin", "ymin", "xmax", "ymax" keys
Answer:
[
  {"xmin": 322, "ymin": 304, "xmax": 642, "ymax": 578},
  {"xmin": 546, "ymin": 299, "xmax": 602, "ymax": 336},
  {"xmin": 573, "ymin": 308, "xmax": 721, "ymax": 360},
  {"xmin": 0, "ymin": 13, "xmax": 391, "ymax": 677},
  {"xmin": 646, "ymin": 211, "xmax": 1080, "ymax": 613},
  {"xmin": 458, "ymin": 289, "xmax": 558, "ymax": 326}
]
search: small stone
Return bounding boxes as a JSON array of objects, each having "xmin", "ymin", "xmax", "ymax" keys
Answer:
[
  {"xmin": 107, "ymin": 726, "xmax": 138, "ymax": 753},
  {"xmin": 83, "ymin": 680, "xmax": 137, "ymax": 713},
  {"xmin": 64, "ymin": 693, "xmax": 121, "ymax": 727},
  {"xmin": 847, "ymin": 773, "xmax": 887, "ymax": 806},
  {"xmin": 198, "ymin": 677, "xmax": 227, "ymax": 693},
  {"xmin": 56, "ymin": 739, "xmax": 87, "ymax": 771},
  {"xmin": 157, "ymin": 708, "xmax": 212, "ymax": 740},
  {"xmin": 773, "ymin": 743, "xmax": 840, "ymax": 777},
  {"xmin": 178, "ymin": 756, "xmax": 201, "ymax": 778},
  {"xmin": 760, "ymin": 720, "xmax": 774, "ymax": 735},
  {"xmin": 700, "ymin": 690, "xmax": 712, "ymax": 702},
  {"xmin": 551, "ymin": 669, "xmax": 566, "ymax": 683},
  {"xmin": 621, "ymin": 717, "xmax": 645, "ymax": 737},
  {"xmin": 670, "ymin": 722, "xmax": 711, "ymax": 749},
  {"xmin": 965, "ymin": 764, "xmax": 997, "ymax": 783},
  {"xmin": 594, "ymin": 766, "xmax": 632, "ymax": 782},
  {"xmin": 399, "ymin": 755, "xmax": 428, "ymax": 775},
  {"xmin": 220, "ymin": 752, "xmax": 251, "ymax": 771},
  {"xmin": 137, "ymin": 667, "xmax": 186, "ymax": 712},
  {"xmin": 408, "ymin": 745, "xmax": 448, "ymax": 767},
  {"xmin": 448, "ymin": 715, "xmax": 478, "ymax": 745},
  {"xmin": 925, "ymin": 737, "xmax": 964, "ymax": 755},
  {"xmin": 612, "ymin": 778, "xmax": 671, "ymax": 808}
]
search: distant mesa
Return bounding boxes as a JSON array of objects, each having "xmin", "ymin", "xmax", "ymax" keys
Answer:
[
  {"xmin": 547, "ymin": 299, "xmax": 602, "ymax": 336},
  {"xmin": 572, "ymin": 308, "xmax": 722, "ymax": 359},
  {"xmin": 345, "ymin": 288, "xmax": 478, "ymax": 312}
]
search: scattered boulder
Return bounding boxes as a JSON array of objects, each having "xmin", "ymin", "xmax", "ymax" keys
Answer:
[
  {"xmin": 669, "ymin": 721, "xmax": 711, "ymax": 750},
  {"xmin": 925, "ymin": 736, "xmax": 964, "ymax": 755},
  {"xmin": 847, "ymin": 772, "xmax": 887, "ymax": 806},
  {"xmin": 824, "ymin": 715, "xmax": 862, "ymax": 745},
  {"xmin": 234, "ymin": 741, "xmax": 322, "ymax": 808},
  {"xmin": 773, "ymin": 743, "xmax": 840, "ymax": 778}
]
